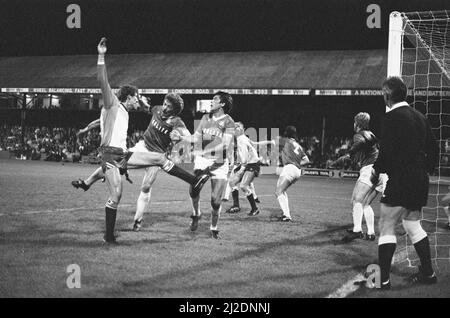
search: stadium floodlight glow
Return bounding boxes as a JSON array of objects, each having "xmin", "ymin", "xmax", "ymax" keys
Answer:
[{"xmin": 388, "ymin": 10, "xmax": 450, "ymax": 267}]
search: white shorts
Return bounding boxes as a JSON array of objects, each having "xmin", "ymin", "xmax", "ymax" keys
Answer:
[
  {"xmin": 280, "ymin": 164, "xmax": 302, "ymax": 183},
  {"xmin": 358, "ymin": 164, "xmax": 388, "ymax": 193},
  {"xmin": 229, "ymin": 165, "xmax": 246, "ymax": 187},
  {"xmin": 194, "ymin": 156, "xmax": 229, "ymax": 180},
  {"xmin": 128, "ymin": 140, "xmax": 148, "ymax": 153}
]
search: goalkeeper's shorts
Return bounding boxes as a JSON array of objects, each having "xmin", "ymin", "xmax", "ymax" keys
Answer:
[{"xmin": 358, "ymin": 164, "xmax": 388, "ymax": 193}]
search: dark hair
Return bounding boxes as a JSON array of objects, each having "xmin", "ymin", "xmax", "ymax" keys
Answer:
[
  {"xmin": 117, "ymin": 85, "xmax": 138, "ymax": 102},
  {"xmin": 284, "ymin": 126, "xmax": 298, "ymax": 140},
  {"xmin": 382, "ymin": 76, "xmax": 407, "ymax": 104},
  {"xmin": 164, "ymin": 93, "xmax": 184, "ymax": 115},
  {"xmin": 214, "ymin": 91, "xmax": 233, "ymax": 114}
]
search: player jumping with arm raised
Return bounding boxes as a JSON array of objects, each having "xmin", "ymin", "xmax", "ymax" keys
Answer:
[
  {"xmin": 95, "ymin": 37, "xmax": 139, "ymax": 243},
  {"xmin": 70, "ymin": 97, "xmax": 159, "ymax": 232}
]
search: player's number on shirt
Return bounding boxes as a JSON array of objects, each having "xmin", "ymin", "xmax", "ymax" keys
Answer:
[{"xmin": 293, "ymin": 142, "xmax": 301, "ymax": 155}]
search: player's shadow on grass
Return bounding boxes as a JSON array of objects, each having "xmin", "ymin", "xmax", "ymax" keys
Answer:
[
  {"xmin": 118, "ymin": 266, "xmax": 351, "ymax": 298},
  {"xmin": 103, "ymin": 226, "xmax": 361, "ymax": 296}
]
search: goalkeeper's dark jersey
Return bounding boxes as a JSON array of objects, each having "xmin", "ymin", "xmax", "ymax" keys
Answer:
[
  {"xmin": 143, "ymin": 105, "xmax": 186, "ymax": 154},
  {"xmin": 349, "ymin": 130, "xmax": 379, "ymax": 167}
]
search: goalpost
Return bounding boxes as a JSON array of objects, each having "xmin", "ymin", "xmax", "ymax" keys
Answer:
[{"xmin": 388, "ymin": 10, "xmax": 450, "ymax": 268}]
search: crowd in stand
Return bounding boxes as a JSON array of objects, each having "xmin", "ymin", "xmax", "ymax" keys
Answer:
[
  {"xmin": 0, "ymin": 125, "xmax": 99, "ymax": 162},
  {"xmin": 0, "ymin": 124, "xmax": 356, "ymax": 169}
]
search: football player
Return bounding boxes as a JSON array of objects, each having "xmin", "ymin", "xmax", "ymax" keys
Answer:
[
  {"xmin": 331, "ymin": 112, "xmax": 387, "ymax": 242},
  {"xmin": 72, "ymin": 87, "xmax": 209, "ymax": 234},
  {"xmin": 95, "ymin": 37, "xmax": 139, "ymax": 243},
  {"xmin": 275, "ymin": 126, "xmax": 310, "ymax": 222},
  {"xmin": 226, "ymin": 122, "xmax": 275, "ymax": 215},
  {"xmin": 173, "ymin": 91, "xmax": 235, "ymax": 239}
]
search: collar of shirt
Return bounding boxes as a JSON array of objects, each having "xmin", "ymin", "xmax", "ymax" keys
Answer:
[
  {"xmin": 386, "ymin": 101, "xmax": 409, "ymax": 113},
  {"xmin": 211, "ymin": 114, "xmax": 227, "ymax": 121}
]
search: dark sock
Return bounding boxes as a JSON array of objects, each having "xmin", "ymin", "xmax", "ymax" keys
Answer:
[
  {"xmin": 105, "ymin": 207, "xmax": 117, "ymax": 239},
  {"xmin": 378, "ymin": 243, "xmax": 396, "ymax": 283},
  {"xmin": 413, "ymin": 237, "xmax": 434, "ymax": 276},
  {"xmin": 166, "ymin": 164, "xmax": 196, "ymax": 184},
  {"xmin": 247, "ymin": 194, "xmax": 257, "ymax": 210},
  {"xmin": 232, "ymin": 190, "xmax": 239, "ymax": 207}
]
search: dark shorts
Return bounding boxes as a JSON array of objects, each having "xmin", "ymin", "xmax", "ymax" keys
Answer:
[
  {"xmin": 99, "ymin": 146, "xmax": 132, "ymax": 173},
  {"xmin": 244, "ymin": 162, "xmax": 261, "ymax": 177},
  {"xmin": 381, "ymin": 169, "xmax": 429, "ymax": 211}
]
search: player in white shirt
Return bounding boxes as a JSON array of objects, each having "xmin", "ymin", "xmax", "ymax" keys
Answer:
[
  {"xmin": 226, "ymin": 122, "xmax": 275, "ymax": 215},
  {"xmin": 96, "ymin": 37, "xmax": 139, "ymax": 243}
]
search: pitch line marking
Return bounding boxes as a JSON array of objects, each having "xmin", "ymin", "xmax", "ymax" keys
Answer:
[
  {"xmin": 325, "ymin": 273, "xmax": 365, "ymax": 298},
  {"xmin": 0, "ymin": 194, "xmax": 348, "ymax": 217},
  {"xmin": 0, "ymin": 201, "xmax": 185, "ymax": 217}
]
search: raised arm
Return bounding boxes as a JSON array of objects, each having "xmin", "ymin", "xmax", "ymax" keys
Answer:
[
  {"xmin": 97, "ymin": 37, "xmax": 116, "ymax": 109},
  {"xmin": 249, "ymin": 139, "xmax": 276, "ymax": 147}
]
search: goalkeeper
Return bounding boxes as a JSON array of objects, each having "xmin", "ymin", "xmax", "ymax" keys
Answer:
[{"xmin": 330, "ymin": 112, "xmax": 387, "ymax": 242}]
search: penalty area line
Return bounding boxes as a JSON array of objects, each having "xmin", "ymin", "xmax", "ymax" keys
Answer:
[
  {"xmin": 325, "ymin": 273, "xmax": 365, "ymax": 298},
  {"xmin": 0, "ymin": 199, "xmax": 192, "ymax": 217}
]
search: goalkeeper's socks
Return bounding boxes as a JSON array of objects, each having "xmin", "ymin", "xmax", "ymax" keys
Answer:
[
  {"xmin": 352, "ymin": 202, "xmax": 364, "ymax": 233},
  {"xmin": 363, "ymin": 205, "xmax": 375, "ymax": 235},
  {"xmin": 166, "ymin": 164, "xmax": 197, "ymax": 185},
  {"xmin": 232, "ymin": 189, "xmax": 240, "ymax": 207}
]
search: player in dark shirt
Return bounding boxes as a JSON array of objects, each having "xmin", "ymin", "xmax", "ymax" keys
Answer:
[
  {"xmin": 332, "ymin": 112, "xmax": 388, "ymax": 243},
  {"xmin": 275, "ymin": 126, "xmax": 309, "ymax": 222},
  {"xmin": 174, "ymin": 91, "xmax": 235, "ymax": 239},
  {"xmin": 126, "ymin": 93, "xmax": 209, "ymax": 199}
]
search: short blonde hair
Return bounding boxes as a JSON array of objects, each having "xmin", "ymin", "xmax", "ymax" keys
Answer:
[{"xmin": 354, "ymin": 112, "xmax": 370, "ymax": 130}]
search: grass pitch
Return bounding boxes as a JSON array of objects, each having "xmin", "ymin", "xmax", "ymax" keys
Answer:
[{"xmin": 0, "ymin": 159, "xmax": 449, "ymax": 298}]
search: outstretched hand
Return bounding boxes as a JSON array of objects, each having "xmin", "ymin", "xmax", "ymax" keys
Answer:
[
  {"xmin": 138, "ymin": 95, "xmax": 151, "ymax": 109},
  {"xmin": 170, "ymin": 129, "xmax": 182, "ymax": 142},
  {"xmin": 98, "ymin": 37, "xmax": 107, "ymax": 55}
]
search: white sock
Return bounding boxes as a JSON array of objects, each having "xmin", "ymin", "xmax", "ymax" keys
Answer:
[
  {"xmin": 352, "ymin": 202, "xmax": 364, "ymax": 233},
  {"xmin": 363, "ymin": 205, "xmax": 375, "ymax": 235},
  {"xmin": 191, "ymin": 197, "xmax": 201, "ymax": 216},
  {"xmin": 277, "ymin": 193, "xmax": 291, "ymax": 218},
  {"xmin": 250, "ymin": 183, "xmax": 258, "ymax": 199},
  {"xmin": 224, "ymin": 183, "xmax": 232, "ymax": 200},
  {"xmin": 134, "ymin": 190, "xmax": 151, "ymax": 222}
]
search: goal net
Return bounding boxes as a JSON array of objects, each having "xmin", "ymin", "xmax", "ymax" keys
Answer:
[{"xmin": 389, "ymin": 10, "xmax": 450, "ymax": 268}]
